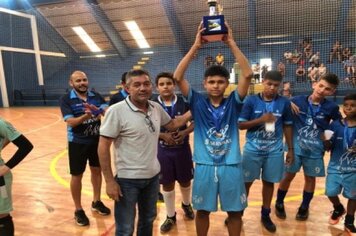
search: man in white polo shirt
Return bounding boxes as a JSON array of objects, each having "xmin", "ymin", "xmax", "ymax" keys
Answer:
[{"xmin": 98, "ymin": 69, "xmax": 191, "ymax": 236}]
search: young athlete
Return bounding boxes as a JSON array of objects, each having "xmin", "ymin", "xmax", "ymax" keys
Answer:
[
  {"xmin": 238, "ymin": 70, "xmax": 293, "ymax": 232},
  {"xmin": 173, "ymin": 22, "xmax": 253, "ymax": 236},
  {"xmin": 153, "ymin": 72, "xmax": 195, "ymax": 233},
  {"xmin": 0, "ymin": 118, "xmax": 33, "ymax": 236},
  {"xmin": 325, "ymin": 93, "xmax": 356, "ymax": 236},
  {"xmin": 275, "ymin": 73, "xmax": 342, "ymax": 221}
]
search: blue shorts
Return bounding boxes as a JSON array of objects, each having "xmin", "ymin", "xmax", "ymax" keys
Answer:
[
  {"xmin": 286, "ymin": 154, "xmax": 325, "ymax": 177},
  {"xmin": 157, "ymin": 144, "xmax": 194, "ymax": 185},
  {"xmin": 192, "ymin": 164, "xmax": 247, "ymax": 212},
  {"xmin": 242, "ymin": 150, "xmax": 284, "ymax": 183},
  {"xmin": 325, "ymin": 172, "xmax": 356, "ymax": 200}
]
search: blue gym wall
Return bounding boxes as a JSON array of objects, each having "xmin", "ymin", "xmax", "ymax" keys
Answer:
[{"xmin": 0, "ymin": 9, "xmax": 355, "ymax": 106}]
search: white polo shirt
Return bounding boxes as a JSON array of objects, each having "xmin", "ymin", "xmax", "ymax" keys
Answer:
[{"xmin": 100, "ymin": 96, "xmax": 171, "ymax": 179}]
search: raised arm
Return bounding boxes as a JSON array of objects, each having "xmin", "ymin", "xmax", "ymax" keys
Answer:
[
  {"xmin": 164, "ymin": 110, "xmax": 192, "ymax": 131},
  {"xmin": 173, "ymin": 23, "xmax": 206, "ymax": 97},
  {"xmin": 223, "ymin": 23, "xmax": 253, "ymax": 99}
]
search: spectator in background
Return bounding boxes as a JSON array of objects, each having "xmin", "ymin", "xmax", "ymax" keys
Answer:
[
  {"xmin": 277, "ymin": 62, "xmax": 286, "ymax": 78},
  {"xmin": 308, "ymin": 63, "xmax": 319, "ymax": 83},
  {"xmin": 109, "ymin": 72, "xmax": 128, "ymax": 106},
  {"xmin": 261, "ymin": 64, "xmax": 269, "ymax": 79},
  {"xmin": 309, "ymin": 52, "xmax": 321, "ymax": 66},
  {"xmin": 284, "ymin": 51, "xmax": 293, "ymax": 63},
  {"xmin": 253, "ymin": 63, "xmax": 261, "ymax": 83},
  {"xmin": 204, "ymin": 55, "xmax": 215, "ymax": 68},
  {"xmin": 341, "ymin": 47, "xmax": 352, "ymax": 62},
  {"xmin": 318, "ymin": 63, "xmax": 327, "ymax": 78},
  {"xmin": 344, "ymin": 56, "xmax": 356, "ymax": 77},
  {"xmin": 329, "ymin": 40, "xmax": 343, "ymax": 63},
  {"xmin": 282, "ymin": 82, "xmax": 292, "ymax": 98},
  {"xmin": 304, "ymin": 42, "xmax": 313, "ymax": 59},
  {"xmin": 215, "ymin": 52, "xmax": 225, "ymax": 66},
  {"xmin": 296, "ymin": 65, "xmax": 306, "ymax": 83},
  {"xmin": 292, "ymin": 49, "xmax": 302, "ymax": 64}
]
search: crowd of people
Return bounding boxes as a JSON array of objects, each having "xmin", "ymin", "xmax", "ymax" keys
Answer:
[
  {"xmin": 0, "ymin": 23, "xmax": 355, "ymax": 236},
  {"xmin": 282, "ymin": 38, "xmax": 356, "ymax": 87}
]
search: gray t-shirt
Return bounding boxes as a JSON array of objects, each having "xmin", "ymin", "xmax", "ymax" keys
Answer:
[{"xmin": 100, "ymin": 97, "xmax": 171, "ymax": 179}]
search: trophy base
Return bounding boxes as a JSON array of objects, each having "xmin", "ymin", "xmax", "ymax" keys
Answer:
[
  {"xmin": 202, "ymin": 34, "xmax": 225, "ymax": 42},
  {"xmin": 202, "ymin": 15, "xmax": 227, "ymax": 42}
]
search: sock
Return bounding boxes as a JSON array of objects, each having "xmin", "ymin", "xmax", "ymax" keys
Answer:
[
  {"xmin": 276, "ymin": 189, "xmax": 288, "ymax": 204},
  {"xmin": 301, "ymin": 191, "xmax": 314, "ymax": 209},
  {"xmin": 345, "ymin": 214, "xmax": 355, "ymax": 226},
  {"xmin": 261, "ymin": 207, "xmax": 271, "ymax": 218},
  {"xmin": 180, "ymin": 185, "xmax": 192, "ymax": 206},
  {"xmin": 333, "ymin": 203, "xmax": 344, "ymax": 212},
  {"xmin": 162, "ymin": 190, "xmax": 175, "ymax": 218},
  {"xmin": 0, "ymin": 215, "xmax": 14, "ymax": 236}
]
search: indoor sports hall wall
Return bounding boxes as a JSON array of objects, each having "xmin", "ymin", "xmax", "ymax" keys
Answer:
[{"xmin": 0, "ymin": 0, "xmax": 355, "ymax": 107}]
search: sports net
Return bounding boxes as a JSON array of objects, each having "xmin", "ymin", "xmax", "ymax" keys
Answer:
[{"xmin": 0, "ymin": 0, "xmax": 355, "ymax": 106}]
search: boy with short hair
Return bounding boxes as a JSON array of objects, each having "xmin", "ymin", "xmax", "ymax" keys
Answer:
[
  {"xmin": 275, "ymin": 73, "xmax": 342, "ymax": 221},
  {"xmin": 153, "ymin": 72, "xmax": 195, "ymax": 233},
  {"xmin": 325, "ymin": 93, "xmax": 356, "ymax": 236},
  {"xmin": 238, "ymin": 70, "xmax": 294, "ymax": 232},
  {"xmin": 173, "ymin": 22, "xmax": 253, "ymax": 236}
]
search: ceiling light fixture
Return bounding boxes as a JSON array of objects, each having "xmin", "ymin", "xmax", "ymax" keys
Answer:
[
  {"xmin": 124, "ymin": 21, "xmax": 150, "ymax": 49},
  {"xmin": 72, "ymin": 26, "xmax": 102, "ymax": 52}
]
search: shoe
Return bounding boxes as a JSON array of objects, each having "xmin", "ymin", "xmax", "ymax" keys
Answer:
[
  {"xmin": 329, "ymin": 207, "xmax": 345, "ymax": 225},
  {"xmin": 181, "ymin": 203, "xmax": 194, "ymax": 220},
  {"xmin": 91, "ymin": 201, "xmax": 111, "ymax": 215},
  {"xmin": 345, "ymin": 224, "xmax": 356, "ymax": 236},
  {"xmin": 275, "ymin": 202, "xmax": 286, "ymax": 219},
  {"xmin": 160, "ymin": 214, "xmax": 176, "ymax": 233},
  {"xmin": 261, "ymin": 215, "xmax": 276, "ymax": 233},
  {"xmin": 158, "ymin": 192, "xmax": 164, "ymax": 202},
  {"xmin": 74, "ymin": 209, "xmax": 89, "ymax": 226},
  {"xmin": 296, "ymin": 207, "xmax": 309, "ymax": 221}
]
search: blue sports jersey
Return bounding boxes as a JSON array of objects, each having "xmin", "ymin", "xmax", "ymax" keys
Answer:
[
  {"xmin": 239, "ymin": 94, "xmax": 293, "ymax": 154},
  {"xmin": 154, "ymin": 95, "xmax": 190, "ymax": 148},
  {"xmin": 187, "ymin": 88, "xmax": 244, "ymax": 165},
  {"xmin": 327, "ymin": 120, "xmax": 356, "ymax": 174},
  {"xmin": 60, "ymin": 89, "xmax": 108, "ymax": 144},
  {"xmin": 291, "ymin": 95, "xmax": 341, "ymax": 158}
]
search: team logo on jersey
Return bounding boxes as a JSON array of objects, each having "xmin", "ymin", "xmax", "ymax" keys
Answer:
[
  {"xmin": 339, "ymin": 151, "xmax": 356, "ymax": 172},
  {"xmin": 251, "ymin": 126, "xmax": 276, "ymax": 151},
  {"xmin": 297, "ymin": 126, "xmax": 320, "ymax": 151},
  {"xmin": 306, "ymin": 117, "xmax": 313, "ymax": 126},
  {"xmin": 205, "ymin": 125, "xmax": 231, "ymax": 164}
]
